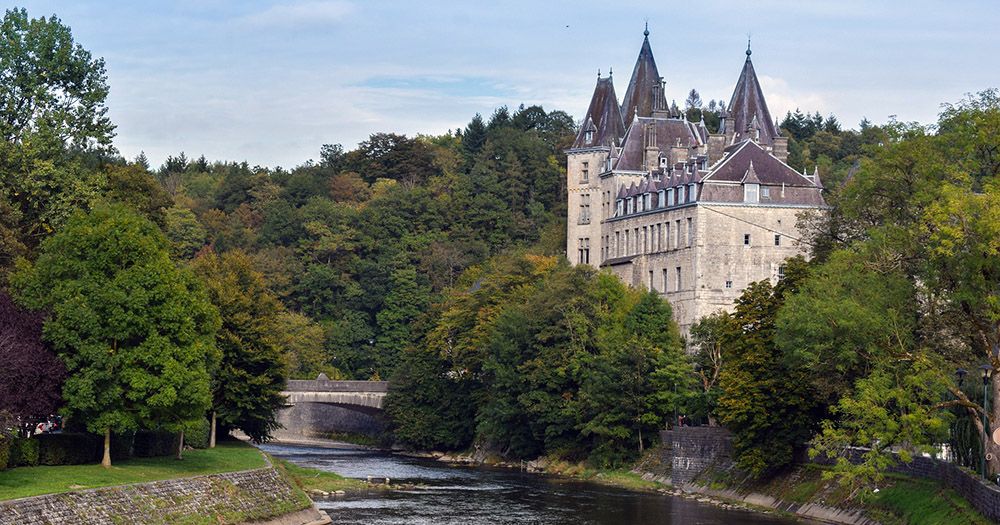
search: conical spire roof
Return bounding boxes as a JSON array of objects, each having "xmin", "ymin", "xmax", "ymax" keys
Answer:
[
  {"xmin": 722, "ymin": 43, "xmax": 779, "ymax": 146},
  {"xmin": 621, "ymin": 27, "xmax": 667, "ymax": 128},
  {"xmin": 572, "ymin": 75, "xmax": 626, "ymax": 149}
]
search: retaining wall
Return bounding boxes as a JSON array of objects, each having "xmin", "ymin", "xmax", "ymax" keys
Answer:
[{"xmin": 0, "ymin": 466, "xmax": 323, "ymax": 525}]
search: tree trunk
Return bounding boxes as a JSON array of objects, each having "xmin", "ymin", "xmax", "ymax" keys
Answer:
[
  {"xmin": 101, "ymin": 428, "xmax": 111, "ymax": 468},
  {"xmin": 989, "ymin": 372, "xmax": 1000, "ymax": 478},
  {"xmin": 209, "ymin": 411, "xmax": 216, "ymax": 449},
  {"xmin": 176, "ymin": 430, "xmax": 185, "ymax": 460},
  {"xmin": 638, "ymin": 427, "xmax": 644, "ymax": 453}
]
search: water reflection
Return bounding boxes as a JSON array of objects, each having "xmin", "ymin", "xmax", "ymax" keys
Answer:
[{"xmin": 261, "ymin": 443, "xmax": 808, "ymax": 525}]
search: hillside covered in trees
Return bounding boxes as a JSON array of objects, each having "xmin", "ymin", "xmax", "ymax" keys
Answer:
[{"xmin": 5, "ymin": 7, "xmax": 1000, "ymax": 493}]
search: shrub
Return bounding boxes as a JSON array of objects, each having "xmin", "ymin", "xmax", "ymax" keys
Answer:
[
  {"xmin": 37, "ymin": 433, "xmax": 101, "ymax": 465},
  {"xmin": 8, "ymin": 437, "xmax": 40, "ymax": 467},
  {"xmin": 186, "ymin": 418, "xmax": 211, "ymax": 449},
  {"xmin": 111, "ymin": 431, "xmax": 135, "ymax": 461},
  {"xmin": 132, "ymin": 430, "xmax": 178, "ymax": 457},
  {"xmin": 0, "ymin": 440, "xmax": 9, "ymax": 470}
]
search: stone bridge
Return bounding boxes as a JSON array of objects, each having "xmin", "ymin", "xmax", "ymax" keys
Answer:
[
  {"xmin": 282, "ymin": 379, "xmax": 388, "ymax": 414},
  {"xmin": 276, "ymin": 380, "xmax": 389, "ymax": 440}
]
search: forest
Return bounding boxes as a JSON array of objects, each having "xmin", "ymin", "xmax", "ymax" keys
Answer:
[{"xmin": 3, "ymin": 7, "xmax": 1000, "ymax": 491}]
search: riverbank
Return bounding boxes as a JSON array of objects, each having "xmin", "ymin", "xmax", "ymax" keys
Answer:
[
  {"xmin": 690, "ymin": 463, "xmax": 993, "ymax": 525},
  {"xmin": 0, "ymin": 441, "xmax": 265, "ymax": 501}
]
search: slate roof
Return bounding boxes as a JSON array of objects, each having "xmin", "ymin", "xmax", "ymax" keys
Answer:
[
  {"xmin": 701, "ymin": 140, "xmax": 817, "ymax": 187},
  {"xmin": 613, "ymin": 117, "xmax": 700, "ymax": 171},
  {"xmin": 572, "ymin": 76, "xmax": 626, "ymax": 149},
  {"xmin": 620, "ymin": 29, "xmax": 667, "ymax": 128},
  {"xmin": 721, "ymin": 47, "xmax": 780, "ymax": 146}
]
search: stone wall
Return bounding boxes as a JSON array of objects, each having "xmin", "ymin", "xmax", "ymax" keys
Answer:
[
  {"xmin": 660, "ymin": 426, "xmax": 734, "ymax": 485},
  {"xmin": 0, "ymin": 466, "xmax": 319, "ymax": 525}
]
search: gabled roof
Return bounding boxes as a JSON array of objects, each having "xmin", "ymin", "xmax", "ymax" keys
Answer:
[
  {"xmin": 621, "ymin": 28, "xmax": 667, "ymax": 128},
  {"xmin": 722, "ymin": 45, "xmax": 780, "ymax": 146},
  {"xmin": 572, "ymin": 76, "xmax": 627, "ymax": 149},
  {"xmin": 701, "ymin": 140, "xmax": 817, "ymax": 187},
  {"xmin": 613, "ymin": 117, "xmax": 699, "ymax": 171}
]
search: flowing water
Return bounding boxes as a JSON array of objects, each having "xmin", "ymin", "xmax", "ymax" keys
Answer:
[{"xmin": 261, "ymin": 443, "xmax": 811, "ymax": 525}]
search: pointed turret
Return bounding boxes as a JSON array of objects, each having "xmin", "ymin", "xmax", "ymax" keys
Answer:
[
  {"xmin": 572, "ymin": 74, "xmax": 626, "ymax": 149},
  {"xmin": 621, "ymin": 25, "xmax": 668, "ymax": 128},
  {"xmin": 722, "ymin": 41, "xmax": 780, "ymax": 147}
]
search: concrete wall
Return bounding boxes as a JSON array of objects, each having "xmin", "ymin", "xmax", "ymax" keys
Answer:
[
  {"xmin": 0, "ymin": 467, "xmax": 319, "ymax": 525},
  {"xmin": 275, "ymin": 402, "xmax": 386, "ymax": 441}
]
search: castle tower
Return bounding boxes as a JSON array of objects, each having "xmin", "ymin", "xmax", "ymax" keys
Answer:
[
  {"xmin": 720, "ymin": 41, "xmax": 787, "ymax": 159},
  {"xmin": 620, "ymin": 25, "xmax": 668, "ymax": 128},
  {"xmin": 566, "ymin": 72, "xmax": 625, "ymax": 266}
]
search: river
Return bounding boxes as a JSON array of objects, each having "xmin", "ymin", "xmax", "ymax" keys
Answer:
[{"xmin": 261, "ymin": 443, "xmax": 813, "ymax": 525}]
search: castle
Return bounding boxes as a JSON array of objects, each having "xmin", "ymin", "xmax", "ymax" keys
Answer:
[{"xmin": 566, "ymin": 28, "xmax": 826, "ymax": 336}]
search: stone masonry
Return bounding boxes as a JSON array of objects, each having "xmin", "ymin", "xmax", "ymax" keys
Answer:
[{"xmin": 0, "ymin": 467, "xmax": 311, "ymax": 525}]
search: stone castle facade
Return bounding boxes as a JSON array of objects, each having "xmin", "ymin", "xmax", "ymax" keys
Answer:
[{"xmin": 566, "ymin": 28, "xmax": 826, "ymax": 336}]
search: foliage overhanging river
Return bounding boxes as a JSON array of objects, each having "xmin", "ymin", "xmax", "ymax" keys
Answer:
[{"xmin": 261, "ymin": 443, "xmax": 815, "ymax": 525}]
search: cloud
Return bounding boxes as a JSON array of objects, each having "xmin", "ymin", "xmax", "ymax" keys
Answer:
[
  {"xmin": 758, "ymin": 75, "xmax": 826, "ymax": 120},
  {"xmin": 235, "ymin": 1, "xmax": 354, "ymax": 29}
]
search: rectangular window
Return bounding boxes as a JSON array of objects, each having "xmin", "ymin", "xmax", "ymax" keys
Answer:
[
  {"xmin": 664, "ymin": 222, "xmax": 670, "ymax": 249},
  {"xmin": 624, "ymin": 230, "xmax": 630, "ymax": 255},
  {"xmin": 581, "ymin": 161, "xmax": 589, "ymax": 183},
  {"xmin": 774, "ymin": 234, "xmax": 781, "ymax": 246},
  {"xmin": 778, "ymin": 265, "xmax": 786, "ymax": 279},
  {"xmin": 649, "ymin": 270, "xmax": 655, "ymax": 291},
  {"xmin": 744, "ymin": 183, "xmax": 760, "ymax": 203},
  {"xmin": 667, "ymin": 188, "xmax": 674, "ymax": 206},
  {"xmin": 761, "ymin": 186, "xmax": 770, "ymax": 199},
  {"xmin": 634, "ymin": 228, "xmax": 639, "ymax": 254},
  {"xmin": 663, "ymin": 269, "xmax": 669, "ymax": 292},
  {"xmin": 689, "ymin": 183, "xmax": 698, "ymax": 202},
  {"xmin": 675, "ymin": 220, "xmax": 681, "ymax": 249},
  {"xmin": 579, "ymin": 194, "xmax": 591, "ymax": 224},
  {"xmin": 744, "ymin": 233, "xmax": 751, "ymax": 245},
  {"xmin": 656, "ymin": 223, "xmax": 662, "ymax": 251},
  {"xmin": 615, "ymin": 231, "xmax": 621, "ymax": 256},
  {"xmin": 643, "ymin": 226, "xmax": 648, "ymax": 253},
  {"xmin": 725, "ymin": 280, "xmax": 733, "ymax": 289},
  {"xmin": 583, "ymin": 238, "xmax": 590, "ymax": 264},
  {"xmin": 687, "ymin": 218, "xmax": 694, "ymax": 247},
  {"xmin": 679, "ymin": 186, "xmax": 686, "ymax": 204},
  {"xmin": 675, "ymin": 267, "xmax": 682, "ymax": 291},
  {"xmin": 658, "ymin": 190, "xmax": 665, "ymax": 208}
]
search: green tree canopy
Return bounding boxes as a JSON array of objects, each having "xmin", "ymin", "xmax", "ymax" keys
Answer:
[
  {"xmin": 191, "ymin": 249, "xmax": 287, "ymax": 443},
  {"xmin": 12, "ymin": 204, "xmax": 218, "ymax": 466}
]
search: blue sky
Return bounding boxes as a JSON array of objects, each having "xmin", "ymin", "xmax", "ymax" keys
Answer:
[{"xmin": 17, "ymin": 1, "xmax": 1000, "ymax": 168}]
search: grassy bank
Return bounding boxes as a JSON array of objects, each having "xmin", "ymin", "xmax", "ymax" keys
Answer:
[
  {"xmin": 699, "ymin": 463, "xmax": 991, "ymax": 525},
  {"xmin": 272, "ymin": 456, "xmax": 367, "ymax": 493},
  {"xmin": 0, "ymin": 442, "xmax": 266, "ymax": 501}
]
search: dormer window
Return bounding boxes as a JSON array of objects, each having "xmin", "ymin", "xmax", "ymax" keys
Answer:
[
  {"xmin": 667, "ymin": 188, "xmax": 674, "ymax": 206},
  {"xmin": 744, "ymin": 183, "xmax": 759, "ymax": 203},
  {"xmin": 658, "ymin": 190, "xmax": 665, "ymax": 208},
  {"xmin": 688, "ymin": 183, "xmax": 697, "ymax": 202},
  {"xmin": 585, "ymin": 130, "xmax": 594, "ymax": 143}
]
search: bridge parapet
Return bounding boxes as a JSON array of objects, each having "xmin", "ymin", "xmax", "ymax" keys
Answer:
[{"xmin": 285, "ymin": 380, "xmax": 389, "ymax": 393}]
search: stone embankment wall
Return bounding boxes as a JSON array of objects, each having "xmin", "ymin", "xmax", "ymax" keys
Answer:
[
  {"xmin": 0, "ymin": 467, "xmax": 326, "ymax": 525},
  {"xmin": 660, "ymin": 426, "xmax": 1000, "ymax": 524}
]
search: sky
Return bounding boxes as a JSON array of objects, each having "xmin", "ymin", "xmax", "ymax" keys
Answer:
[{"xmin": 16, "ymin": 1, "xmax": 1000, "ymax": 169}]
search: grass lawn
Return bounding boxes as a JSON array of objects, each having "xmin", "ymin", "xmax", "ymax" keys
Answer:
[
  {"xmin": 868, "ymin": 477, "xmax": 993, "ymax": 525},
  {"xmin": 272, "ymin": 457, "xmax": 366, "ymax": 493},
  {"xmin": 0, "ymin": 441, "xmax": 266, "ymax": 501}
]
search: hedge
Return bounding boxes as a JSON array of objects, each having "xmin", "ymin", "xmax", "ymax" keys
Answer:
[
  {"xmin": 132, "ymin": 430, "xmax": 178, "ymax": 457},
  {"xmin": 37, "ymin": 433, "xmax": 101, "ymax": 465},
  {"xmin": 0, "ymin": 440, "xmax": 9, "ymax": 470},
  {"xmin": 8, "ymin": 437, "xmax": 40, "ymax": 467}
]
